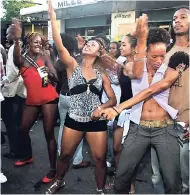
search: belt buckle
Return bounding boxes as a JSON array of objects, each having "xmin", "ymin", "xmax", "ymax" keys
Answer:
[{"xmin": 148, "ymin": 121, "xmax": 152, "ymax": 128}]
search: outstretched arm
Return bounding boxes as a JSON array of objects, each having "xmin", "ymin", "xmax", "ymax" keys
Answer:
[
  {"xmin": 7, "ymin": 18, "xmax": 23, "ymax": 68},
  {"xmin": 132, "ymin": 14, "xmax": 148, "ymax": 79},
  {"xmin": 101, "ymin": 68, "xmax": 178, "ymax": 120},
  {"xmin": 48, "ymin": 0, "xmax": 77, "ymax": 69}
]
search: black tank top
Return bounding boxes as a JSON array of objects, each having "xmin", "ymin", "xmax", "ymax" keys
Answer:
[{"xmin": 119, "ymin": 69, "xmax": 133, "ymax": 103}]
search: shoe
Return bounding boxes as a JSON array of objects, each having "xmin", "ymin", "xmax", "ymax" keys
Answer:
[
  {"xmin": 72, "ymin": 161, "xmax": 90, "ymax": 169},
  {"xmin": 42, "ymin": 170, "xmax": 57, "ymax": 183},
  {"xmin": 0, "ymin": 173, "xmax": 7, "ymax": 183},
  {"xmin": 96, "ymin": 189, "xmax": 105, "ymax": 194},
  {"xmin": 46, "ymin": 179, "xmax": 65, "ymax": 194},
  {"xmin": 3, "ymin": 152, "xmax": 24, "ymax": 159},
  {"xmin": 15, "ymin": 157, "xmax": 34, "ymax": 167}
]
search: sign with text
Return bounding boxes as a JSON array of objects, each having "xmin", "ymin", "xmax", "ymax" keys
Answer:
[{"xmin": 54, "ymin": 0, "xmax": 98, "ymax": 9}]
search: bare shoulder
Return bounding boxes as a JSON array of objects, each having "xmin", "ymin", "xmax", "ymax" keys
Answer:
[{"xmin": 164, "ymin": 67, "xmax": 179, "ymax": 79}]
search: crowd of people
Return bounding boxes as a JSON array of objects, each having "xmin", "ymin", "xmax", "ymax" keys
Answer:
[{"xmin": 0, "ymin": 0, "xmax": 189, "ymax": 194}]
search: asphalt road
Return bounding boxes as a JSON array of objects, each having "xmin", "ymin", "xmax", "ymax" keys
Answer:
[{"xmin": 1, "ymin": 120, "xmax": 154, "ymax": 194}]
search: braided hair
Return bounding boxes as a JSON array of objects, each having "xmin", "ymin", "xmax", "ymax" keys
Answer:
[{"xmin": 22, "ymin": 32, "xmax": 42, "ymax": 53}]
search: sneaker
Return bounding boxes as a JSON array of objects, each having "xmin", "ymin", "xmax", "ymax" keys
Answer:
[
  {"xmin": 96, "ymin": 189, "xmax": 105, "ymax": 194},
  {"xmin": 46, "ymin": 179, "xmax": 65, "ymax": 194},
  {"xmin": 0, "ymin": 173, "xmax": 7, "ymax": 183}
]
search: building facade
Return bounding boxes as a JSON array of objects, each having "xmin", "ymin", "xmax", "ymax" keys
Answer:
[{"xmin": 20, "ymin": 0, "xmax": 189, "ymax": 41}]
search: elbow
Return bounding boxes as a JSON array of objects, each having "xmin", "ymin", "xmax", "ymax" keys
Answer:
[{"xmin": 133, "ymin": 72, "xmax": 143, "ymax": 79}]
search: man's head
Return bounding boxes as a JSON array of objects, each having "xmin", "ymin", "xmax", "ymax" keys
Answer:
[
  {"xmin": 172, "ymin": 6, "xmax": 190, "ymax": 36},
  {"xmin": 53, "ymin": 33, "xmax": 76, "ymax": 57},
  {"xmin": 146, "ymin": 28, "xmax": 171, "ymax": 70}
]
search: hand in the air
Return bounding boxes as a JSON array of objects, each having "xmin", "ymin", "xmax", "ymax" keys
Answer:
[
  {"xmin": 133, "ymin": 14, "xmax": 148, "ymax": 40},
  {"xmin": 48, "ymin": 0, "xmax": 56, "ymax": 20},
  {"xmin": 76, "ymin": 34, "xmax": 86, "ymax": 50},
  {"xmin": 6, "ymin": 18, "xmax": 22, "ymax": 41}
]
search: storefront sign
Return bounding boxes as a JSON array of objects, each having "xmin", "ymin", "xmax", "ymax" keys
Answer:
[
  {"xmin": 114, "ymin": 13, "xmax": 131, "ymax": 19},
  {"xmin": 56, "ymin": 0, "xmax": 97, "ymax": 8},
  {"xmin": 58, "ymin": 0, "xmax": 82, "ymax": 8}
]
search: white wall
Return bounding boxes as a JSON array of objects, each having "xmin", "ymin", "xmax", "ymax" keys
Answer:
[{"xmin": 111, "ymin": 11, "xmax": 136, "ymax": 41}]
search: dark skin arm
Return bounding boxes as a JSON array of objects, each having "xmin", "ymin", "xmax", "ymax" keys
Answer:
[
  {"xmin": 13, "ymin": 40, "xmax": 23, "ymax": 68},
  {"xmin": 6, "ymin": 18, "xmax": 23, "ymax": 68},
  {"xmin": 91, "ymin": 73, "xmax": 117, "ymax": 120},
  {"xmin": 101, "ymin": 67, "xmax": 179, "ymax": 120},
  {"xmin": 43, "ymin": 55, "xmax": 59, "ymax": 83}
]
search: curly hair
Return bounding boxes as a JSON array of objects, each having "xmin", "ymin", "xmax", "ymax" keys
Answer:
[
  {"xmin": 168, "ymin": 51, "xmax": 189, "ymax": 71},
  {"xmin": 147, "ymin": 27, "xmax": 171, "ymax": 50}
]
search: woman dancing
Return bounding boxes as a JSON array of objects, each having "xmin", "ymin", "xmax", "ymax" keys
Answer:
[
  {"xmin": 7, "ymin": 19, "xmax": 59, "ymax": 184},
  {"xmin": 46, "ymin": 0, "xmax": 116, "ymax": 194}
]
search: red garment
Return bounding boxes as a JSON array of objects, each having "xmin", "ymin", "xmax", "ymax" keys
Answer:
[{"xmin": 20, "ymin": 58, "xmax": 58, "ymax": 105}]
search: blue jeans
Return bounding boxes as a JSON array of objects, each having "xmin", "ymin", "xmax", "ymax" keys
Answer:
[
  {"xmin": 151, "ymin": 123, "xmax": 189, "ymax": 194},
  {"xmin": 58, "ymin": 94, "xmax": 83, "ymax": 165}
]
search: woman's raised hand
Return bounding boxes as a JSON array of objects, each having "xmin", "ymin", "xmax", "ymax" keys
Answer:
[
  {"xmin": 134, "ymin": 14, "xmax": 148, "ymax": 40},
  {"xmin": 6, "ymin": 18, "xmax": 22, "ymax": 41},
  {"xmin": 48, "ymin": 0, "xmax": 56, "ymax": 20},
  {"xmin": 76, "ymin": 34, "xmax": 86, "ymax": 50}
]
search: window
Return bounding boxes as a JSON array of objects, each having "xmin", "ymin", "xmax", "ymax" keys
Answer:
[{"xmin": 87, "ymin": 26, "xmax": 110, "ymax": 37}]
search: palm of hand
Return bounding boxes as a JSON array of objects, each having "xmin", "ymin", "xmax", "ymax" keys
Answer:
[{"xmin": 135, "ymin": 14, "xmax": 148, "ymax": 39}]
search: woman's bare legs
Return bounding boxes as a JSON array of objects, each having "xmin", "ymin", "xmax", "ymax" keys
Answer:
[
  {"xmin": 41, "ymin": 103, "xmax": 57, "ymax": 179},
  {"xmin": 86, "ymin": 131, "xmax": 107, "ymax": 190}
]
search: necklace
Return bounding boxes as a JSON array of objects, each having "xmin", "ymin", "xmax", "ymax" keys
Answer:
[{"xmin": 148, "ymin": 71, "xmax": 154, "ymax": 77}]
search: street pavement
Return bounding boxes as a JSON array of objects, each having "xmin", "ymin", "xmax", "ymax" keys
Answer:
[{"xmin": 1, "ymin": 120, "xmax": 154, "ymax": 194}]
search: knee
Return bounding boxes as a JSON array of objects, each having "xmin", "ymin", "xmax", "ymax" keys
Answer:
[
  {"xmin": 114, "ymin": 144, "xmax": 122, "ymax": 155},
  {"xmin": 45, "ymin": 131, "xmax": 55, "ymax": 142},
  {"xmin": 92, "ymin": 153, "xmax": 106, "ymax": 164},
  {"xmin": 59, "ymin": 152, "xmax": 73, "ymax": 163}
]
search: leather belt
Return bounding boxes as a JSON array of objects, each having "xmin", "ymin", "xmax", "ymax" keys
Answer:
[{"xmin": 140, "ymin": 119, "xmax": 174, "ymax": 128}]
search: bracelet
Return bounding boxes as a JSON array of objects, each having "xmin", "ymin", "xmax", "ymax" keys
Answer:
[
  {"xmin": 134, "ymin": 47, "xmax": 147, "ymax": 55},
  {"xmin": 134, "ymin": 57, "xmax": 147, "ymax": 62},
  {"xmin": 112, "ymin": 107, "xmax": 120, "ymax": 115}
]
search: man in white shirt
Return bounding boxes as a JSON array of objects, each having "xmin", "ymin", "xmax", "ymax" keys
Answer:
[
  {"xmin": 0, "ymin": 45, "xmax": 8, "ymax": 184},
  {"xmin": 1, "ymin": 38, "xmax": 27, "ymax": 158}
]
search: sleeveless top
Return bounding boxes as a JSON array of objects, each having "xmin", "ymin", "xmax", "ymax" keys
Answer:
[
  {"xmin": 68, "ymin": 65, "xmax": 103, "ymax": 122},
  {"xmin": 106, "ymin": 69, "xmax": 119, "ymax": 85},
  {"xmin": 20, "ymin": 58, "xmax": 58, "ymax": 105},
  {"xmin": 130, "ymin": 63, "xmax": 178, "ymax": 124},
  {"xmin": 119, "ymin": 69, "xmax": 133, "ymax": 103}
]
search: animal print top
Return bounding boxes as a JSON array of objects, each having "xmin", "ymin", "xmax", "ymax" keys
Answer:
[{"xmin": 68, "ymin": 65, "xmax": 103, "ymax": 122}]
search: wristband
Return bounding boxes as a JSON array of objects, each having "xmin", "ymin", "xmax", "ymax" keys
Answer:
[
  {"xmin": 134, "ymin": 57, "xmax": 147, "ymax": 62},
  {"xmin": 112, "ymin": 107, "xmax": 120, "ymax": 115},
  {"xmin": 134, "ymin": 47, "xmax": 147, "ymax": 55}
]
